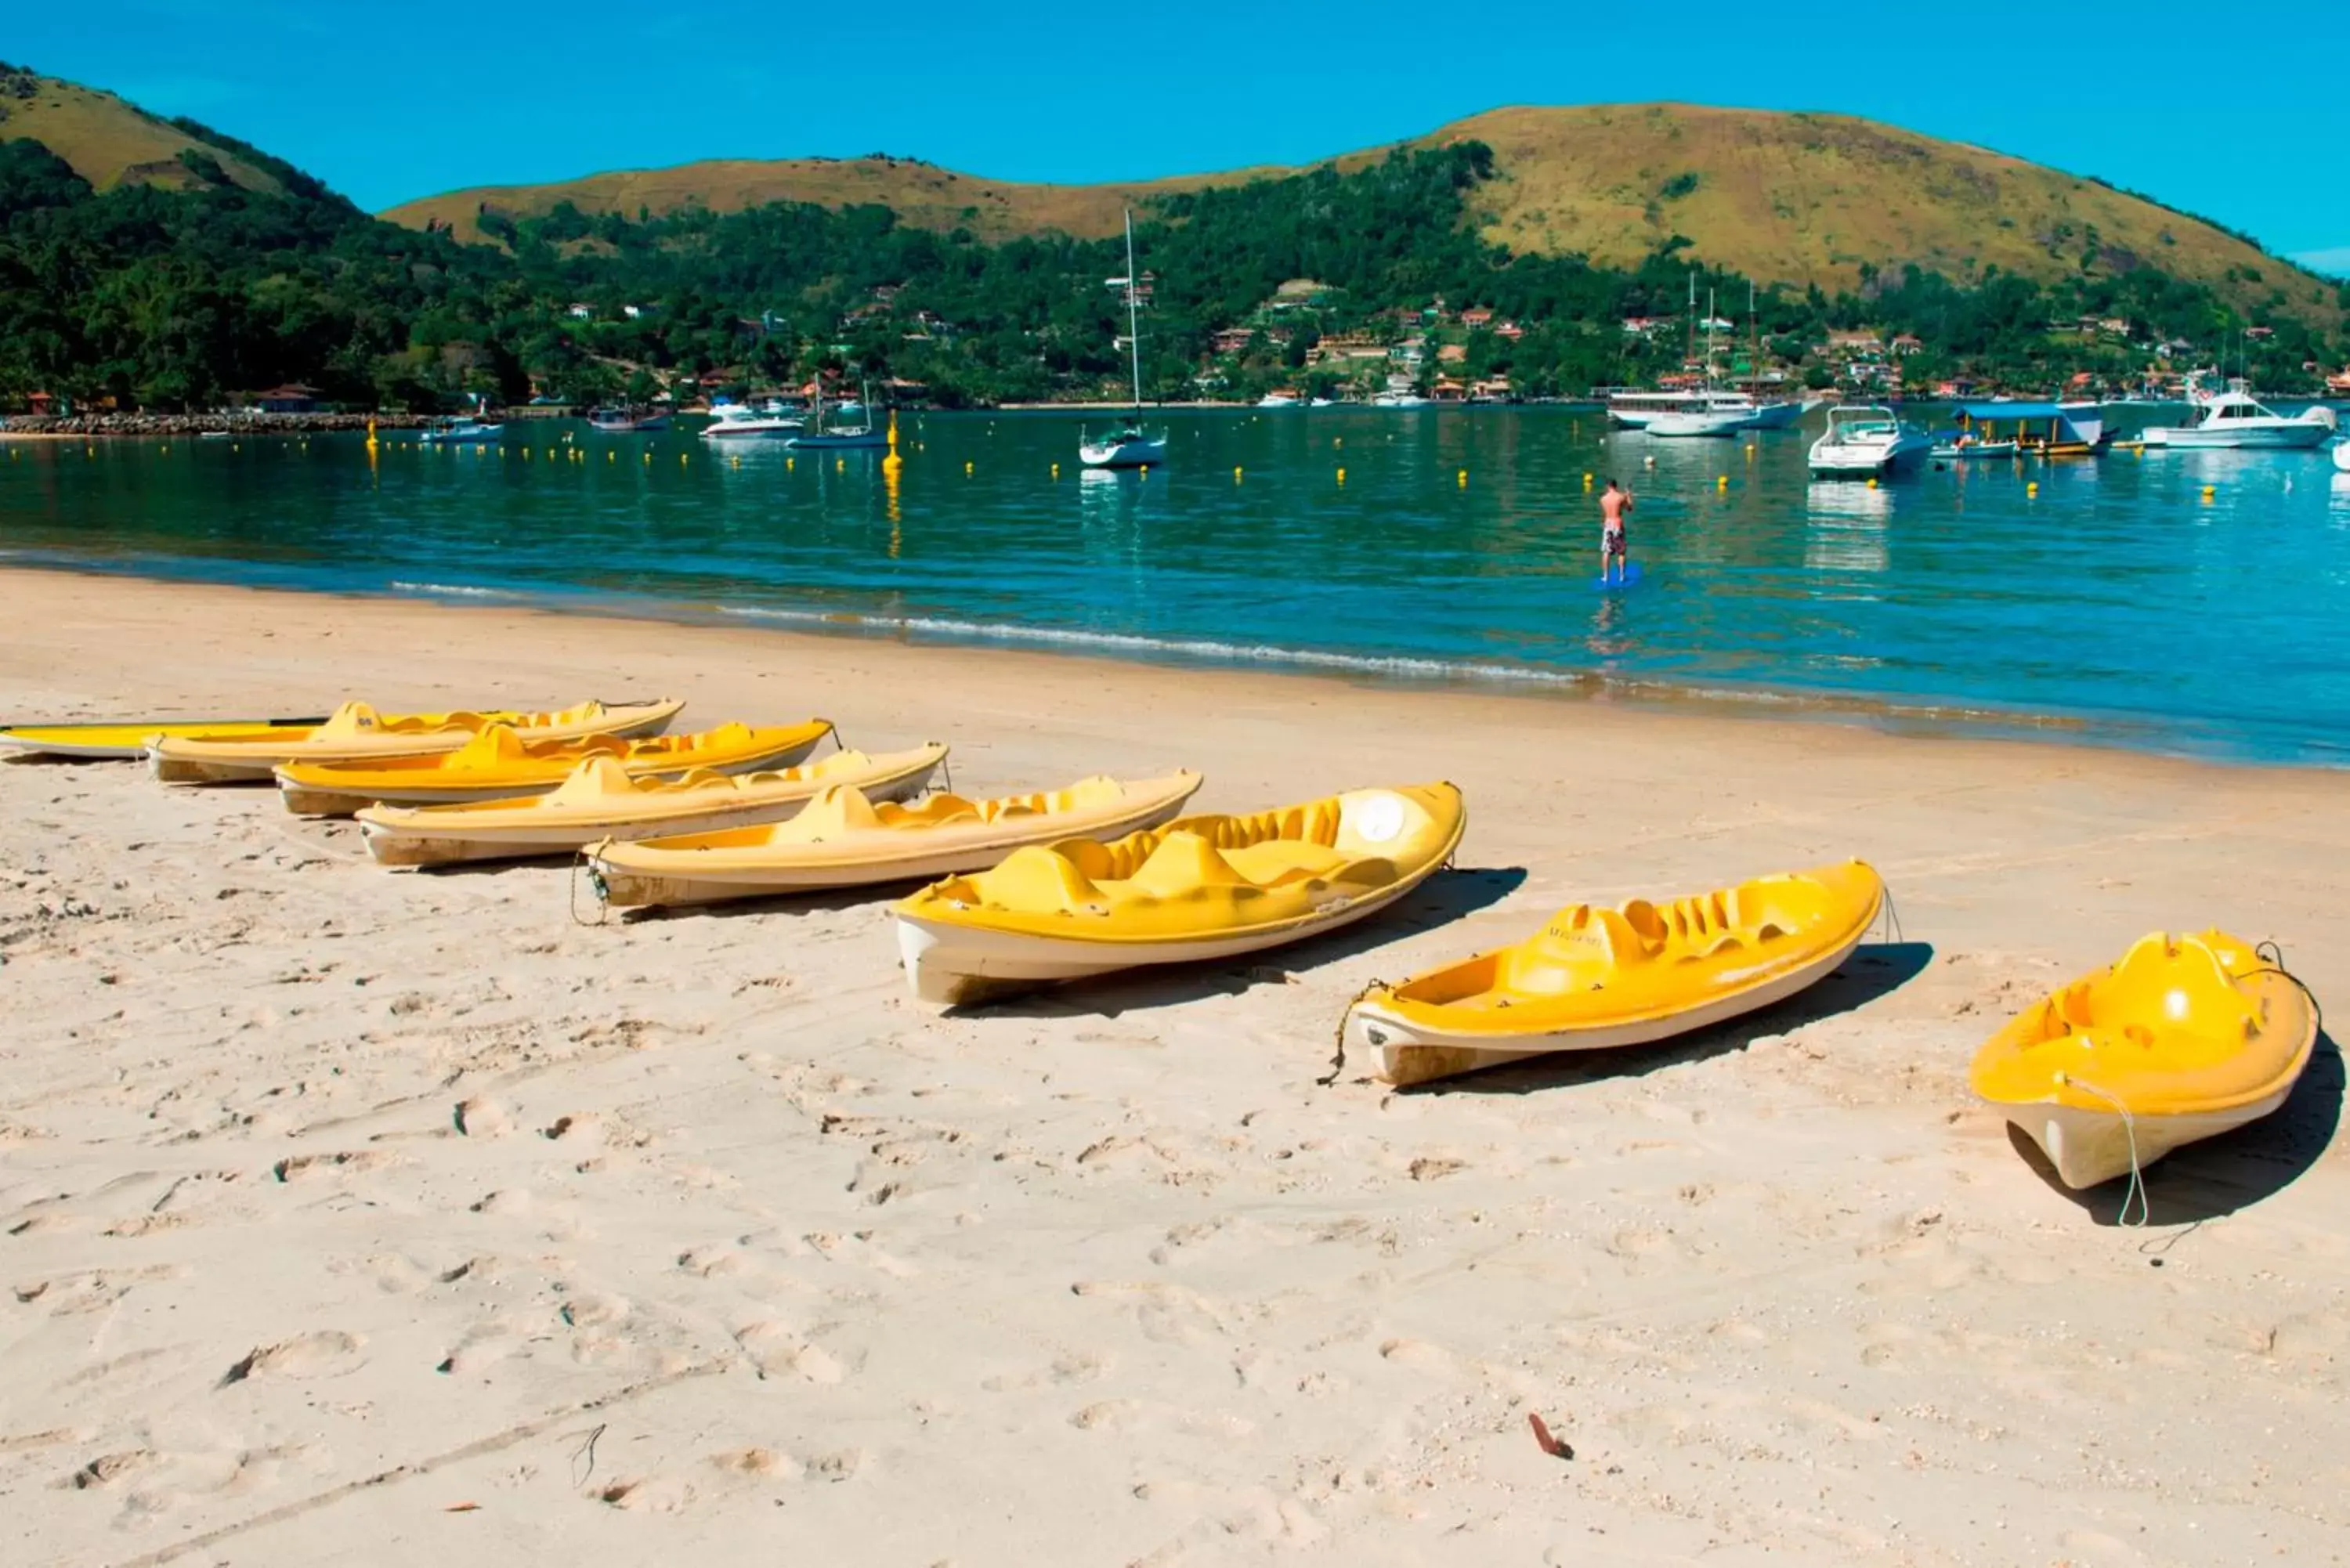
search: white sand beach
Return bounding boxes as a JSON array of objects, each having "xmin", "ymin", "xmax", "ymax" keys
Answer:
[{"xmin": 5, "ymin": 568, "xmax": 2347, "ymax": 1566}]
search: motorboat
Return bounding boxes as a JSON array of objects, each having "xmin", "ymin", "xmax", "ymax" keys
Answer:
[
  {"xmin": 1808, "ymin": 405, "xmax": 1933, "ymax": 478},
  {"xmin": 1307, "ymin": 396, "xmax": 1336, "ymax": 408},
  {"xmin": 1079, "ymin": 209, "xmax": 1168, "ymax": 470},
  {"xmin": 1645, "ymin": 409, "xmax": 1751, "ymax": 438},
  {"xmin": 790, "ymin": 381, "xmax": 888, "ymax": 450},
  {"xmin": 1078, "ymin": 425, "xmax": 1168, "ymax": 468},
  {"xmin": 700, "ymin": 400, "xmax": 802, "ymax": 441},
  {"xmin": 1256, "ymin": 391, "xmax": 1302, "ymax": 408},
  {"xmin": 420, "ymin": 416, "xmax": 503, "ymax": 445},
  {"xmin": 1371, "ymin": 389, "xmax": 1433, "ymax": 409},
  {"xmin": 2142, "ymin": 381, "xmax": 2335, "ymax": 450},
  {"xmin": 1604, "ymin": 387, "xmax": 1804, "ymax": 430},
  {"xmin": 588, "ymin": 406, "xmax": 671, "ymax": 433}
]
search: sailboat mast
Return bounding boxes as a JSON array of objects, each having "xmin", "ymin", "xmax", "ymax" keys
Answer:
[{"xmin": 1124, "ymin": 209, "xmax": 1143, "ymax": 412}]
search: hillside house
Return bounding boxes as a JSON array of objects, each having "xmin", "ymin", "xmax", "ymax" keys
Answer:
[
  {"xmin": 566, "ymin": 302, "xmax": 593, "ymax": 320},
  {"xmin": 1495, "ymin": 320, "xmax": 1524, "ymax": 341},
  {"xmin": 1430, "ymin": 376, "xmax": 1467, "ymax": 403},
  {"xmin": 1469, "ymin": 377, "xmax": 1513, "ymax": 403},
  {"xmin": 623, "ymin": 304, "xmax": 656, "ymax": 320},
  {"xmin": 1459, "ymin": 307, "xmax": 1495, "ymax": 329},
  {"xmin": 1890, "ymin": 334, "xmax": 1924, "ymax": 356},
  {"xmin": 1622, "ymin": 316, "xmax": 1662, "ymax": 337},
  {"xmin": 1827, "ymin": 330, "xmax": 1882, "ymax": 354},
  {"xmin": 252, "ymin": 384, "xmax": 321, "ymax": 414},
  {"xmin": 1437, "ymin": 343, "xmax": 1468, "ymax": 365},
  {"xmin": 26, "ymin": 390, "xmax": 56, "ymax": 416}
]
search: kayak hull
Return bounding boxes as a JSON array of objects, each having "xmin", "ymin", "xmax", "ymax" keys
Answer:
[
  {"xmin": 150, "ymin": 699, "xmax": 684, "ymax": 783},
  {"xmin": 360, "ymin": 746, "xmax": 945, "ymax": 867},
  {"xmin": 1, "ymin": 716, "xmax": 330, "ymax": 761}
]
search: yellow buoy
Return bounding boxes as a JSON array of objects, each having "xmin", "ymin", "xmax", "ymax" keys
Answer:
[
  {"xmin": 2202, "ymin": 485, "xmax": 2216, "ymax": 500},
  {"xmin": 1745, "ymin": 444, "xmax": 1756, "ymax": 460},
  {"xmin": 680, "ymin": 452, "xmax": 689, "ymax": 465},
  {"xmin": 1457, "ymin": 468, "xmax": 1468, "ymax": 486},
  {"xmin": 835, "ymin": 457, "xmax": 844, "ymax": 471},
  {"xmin": 2026, "ymin": 482, "xmax": 2039, "ymax": 497},
  {"xmin": 1336, "ymin": 466, "xmax": 1347, "ymax": 484},
  {"xmin": 607, "ymin": 450, "xmax": 615, "ymax": 462},
  {"xmin": 1582, "ymin": 471, "xmax": 1593, "ymax": 490},
  {"xmin": 731, "ymin": 456, "xmax": 741, "ymax": 468},
  {"xmin": 1717, "ymin": 475, "xmax": 1729, "ymax": 490},
  {"xmin": 1867, "ymin": 477, "xmax": 1878, "ymax": 489},
  {"xmin": 787, "ymin": 457, "xmax": 795, "ymax": 471},
  {"xmin": 964, "ymin": 461, "xmax": 974, "ymax": 475},
  {"xmin": 1233, "ymin": 465, "xmax": 1243, "ymax": 482}
]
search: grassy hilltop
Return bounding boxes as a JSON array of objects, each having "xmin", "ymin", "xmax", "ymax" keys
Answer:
[{"xmin": 384, "ymin": 102, "xmax": 2340, "ymax": 331}]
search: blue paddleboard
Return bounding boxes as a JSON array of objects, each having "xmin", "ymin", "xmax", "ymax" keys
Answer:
[{"xmin": 1594, "ymin": 562, "xmax": 1644, "ymax": 591}]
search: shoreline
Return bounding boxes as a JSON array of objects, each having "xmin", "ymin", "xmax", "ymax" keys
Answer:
[
  {"xmin": 7, "ymin": 565, "xmax": 2349, "ymax": 1563},
  {"xmin": 0, "ymin": 555, "xmax": 2319, "ymax": 773}
]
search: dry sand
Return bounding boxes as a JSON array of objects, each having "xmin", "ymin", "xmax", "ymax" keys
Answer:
[{"xmin": 4, "ymin": 568, "xmax": 2347, "ymax": 1567}]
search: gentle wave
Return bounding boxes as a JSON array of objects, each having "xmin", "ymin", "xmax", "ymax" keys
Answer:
[
  {"xmin": 709, "ymin": 602, "xmax": 2098, "ymax": 733},
  {"xmin": 389, "ymin": 580, "xmax": 519, "ymax": 600}
]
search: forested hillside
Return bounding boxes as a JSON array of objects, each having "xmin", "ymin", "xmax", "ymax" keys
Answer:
[{"xmin": 2, "ymin": 64, "xmax": 2344, "ymax": 413}]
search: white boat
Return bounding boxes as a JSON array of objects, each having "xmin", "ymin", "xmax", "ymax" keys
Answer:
[
  {"xmin": 1645, "ymin": 409, "xmax": 1751, "ymax": 438},
  {"xmin": 1808, "ymin": 405, "xmax": 1934, "ymax": 478},
  {"xmin": 588, "ymin": 406, "xmax": 670, "ymax": 433},
  {"xmin": 1605, "ymin": 387, "xmax": 1804, "ymax": 430},
  {"xmin": 419, "ymin": 417, "xmax": 504, "ymax": 445},
  {"xmin": 1370, "ymin": 390, "xmax": 1434, "ymax": 409},
  {"xmin": 700, "ymin": 400, "xmax": 803, "ymax": 441},
  {"xmin": 2142, "ymin": 381, "xmax": 2335, "ymax": 450},
  {"xmin": 1080, "ymin": 209, "xmax": 1169, "ymax": 470},
  {"xmin": 1256, "ymin": 392, "xmax": 1301, "ymax": 409},
  {"xmin": 790, "ymin": 380, "xmax": 888, "ymax": 450},
  {"xmin": 1308, "ymin": 396, "xmax": 1336, "ymax": 408}
]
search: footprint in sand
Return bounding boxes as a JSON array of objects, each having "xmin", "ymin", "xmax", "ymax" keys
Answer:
[
  {"xmin": 220, "ymin": 1331, "xmax": 365, "ymax": 1385},
  {"xmin": 595, "ymin": 1474, "xmax": 699, "ymax": 1512},
  {"xmin": 1376, "ymin": 1337, "xmax": 1455, "ymax": 1375},
  {"xmin": 733, "ymin": 1321, "xmax": 848, "ymax": 1384},
  {"xmin": 710, "ymin": 1447, "xmax": 803, "ymax": 1480}
]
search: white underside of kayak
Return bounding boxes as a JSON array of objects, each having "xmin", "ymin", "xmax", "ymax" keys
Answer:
[
  {"xmin": 1991, "ymin": 1086, "xmax": 2293, "ymax": 1190},
  {"xmin": 152, "ymin": 708, "xmax": 679, "ymax": 784},
  {"xmin": 363, "ymin": 761, "xmax": 941, "ymax": 867},
  {"xmin": 897, "ymin": 876, "xmax": 1426, "ymax": 1006},
  {"xmin": 1345, "ymin": 926, "xmax": 1868, "ymax": 1086},
  {"xmin": 592, "ymin": 796, "xmax": 1191, "ymax": 908}
]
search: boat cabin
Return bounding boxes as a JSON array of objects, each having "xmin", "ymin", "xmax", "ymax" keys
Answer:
[{"xmin": 1954, "ymin": 401, "xmax": 2106, "ymax": 457}]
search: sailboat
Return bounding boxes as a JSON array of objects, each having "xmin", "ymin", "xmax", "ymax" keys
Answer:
[
  {"xmin": 790, "ymin": 378, "xmax": 889, "ymax": 450},
  {"xmin": 1079, "ymin": 210, "xmax": 1169, "ymax": 470}
]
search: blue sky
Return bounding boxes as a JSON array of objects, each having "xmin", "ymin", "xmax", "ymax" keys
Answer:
[{"xmin": 10, "ymin": 2, "xmax": 2346, "ymax": 269}]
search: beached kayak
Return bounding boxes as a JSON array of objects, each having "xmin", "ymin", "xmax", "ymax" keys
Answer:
[
  {"xmin": 358, "ymin": 743, "xmax": 947, "ymax": 866},
  {"xmin": 1343, "ymin": 861, "xmax": 1884, "ymax": 1086},
  {"xmin": 2, "ymin": 714, "xmax": 331, "ymax": 761},
  {"xmin": 146, "ymin": 697, "xmax": 684, "ymax": 783},
  {"xmin": 894, "ymin": 782, "xmax": 1464, "ymax": 1006},
  {"xmin": 274, "ymin": 718, "xmax": 831, "ymax": 816},
  {"xmin": 588, "ymin": 770, "xmax": 1204, "ymax": 908},
  {"xmin": 1971, "ymin": 930, "xmax": 2317, "ymax": 1190}
]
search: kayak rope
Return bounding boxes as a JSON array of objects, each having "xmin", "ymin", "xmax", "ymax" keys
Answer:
[
  {"xmin": 938, "ymin": 753, "xmax": 954, "ymax": 798},
  {"xmin": 1877, "ymin": 887, "xmax": 1905, "ymax": 945},
  {"xmin": 569, "ymin": 849, "xmax": 610, "ymax": 927},
  {"xmin": 1318, "ymin": 980, "xmax": 1386, "ymax": 1088},
  {"xmin": 2053, "ymin": 1072, "xmax": 2149, "ymax": 1228},
  {"xmin": 2251, "ymin": 939, "xmax": 2326, "ymax": 1040}
]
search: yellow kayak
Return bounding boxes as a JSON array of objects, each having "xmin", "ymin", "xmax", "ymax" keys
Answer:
[
  {"xmin": 895, "ymin": 782, "xmax": 1464, "ymax": 1006},
  {"xmin": 275, "ymin": 719, "xmax": 833, "ymax": 817},
  {"xmin": 359, "ymin": 743, "xmax": 948, "ymax": 866},
  {"xmin": 589, "ymin": 770, "xmax": 1205, "ymax": 909},
  {"xmin": 148, "ymin": 697, "xmax": 685, "ymax": 783},
  {"xmin": 1971, "ymin": 930, "xmax": 2317, "ymax": 1189},
  {"xmin": 2, "ymin": 714, "xmax": 331, "ymax": 761},
  {"xmin": 1343, "ymin": 862, "xmax": 1884, "ymax": 1086}
]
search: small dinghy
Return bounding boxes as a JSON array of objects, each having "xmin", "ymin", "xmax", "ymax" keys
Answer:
[
  {"xmin": 358, "ymin": 744, "xmax": 947, "ymax": 866},
  {"xmin": 588, "ymin": 771, "xmax": 1203, "ymax": 908},
  {"xmin": 1343, "ymin": 861, "xmax": 1884, "ymax": 1086},
  {"xmin": 893, "ymin": 782, "xmax": 1465, "ymax": 1006},
  {"xmin": 1970, "ymin": 930, "xmax": 2318, "ymax": 1190}
]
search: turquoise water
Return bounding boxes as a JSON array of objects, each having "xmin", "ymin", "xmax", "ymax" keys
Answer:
[{"xmin": 5, "ymin": 410, "xmax": 2349, "ymax": 764}]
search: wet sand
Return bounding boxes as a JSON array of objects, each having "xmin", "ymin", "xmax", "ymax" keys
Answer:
[{"xmin": 5, "ymin": 567, "xmax": 2347, "ymax": 1566}]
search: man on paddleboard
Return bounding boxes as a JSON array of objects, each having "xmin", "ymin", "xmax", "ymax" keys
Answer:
[{"xmin": 1599, "ymin": 479, "xmax": 1632, "ymax": 583}]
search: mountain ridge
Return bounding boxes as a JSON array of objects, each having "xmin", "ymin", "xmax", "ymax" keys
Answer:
[{"xmin": 379, "ymin": 101, "xmax": 2339, "ymax": 330}]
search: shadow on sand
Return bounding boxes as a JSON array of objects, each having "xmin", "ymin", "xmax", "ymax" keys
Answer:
[
  {"xmin": 1412, "ymin": 939, "xmax": 1937, "ymax": 1096},
  {"xmin": 971, "ymin": 865, "xmax": 1531, "ymax": 1020},
  {"xmin": 2010, "ymin": 1030, "xmax": 2344, "ymax": 1227}
]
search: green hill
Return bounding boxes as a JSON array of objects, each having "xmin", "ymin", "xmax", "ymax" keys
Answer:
[
  {"xmin": 383, "ymin": 103, "xmax": 2341, "ymax": 333},
  {"xmin": 0, "ymin": 63, "xmax": 284, "ymax": 194}
]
